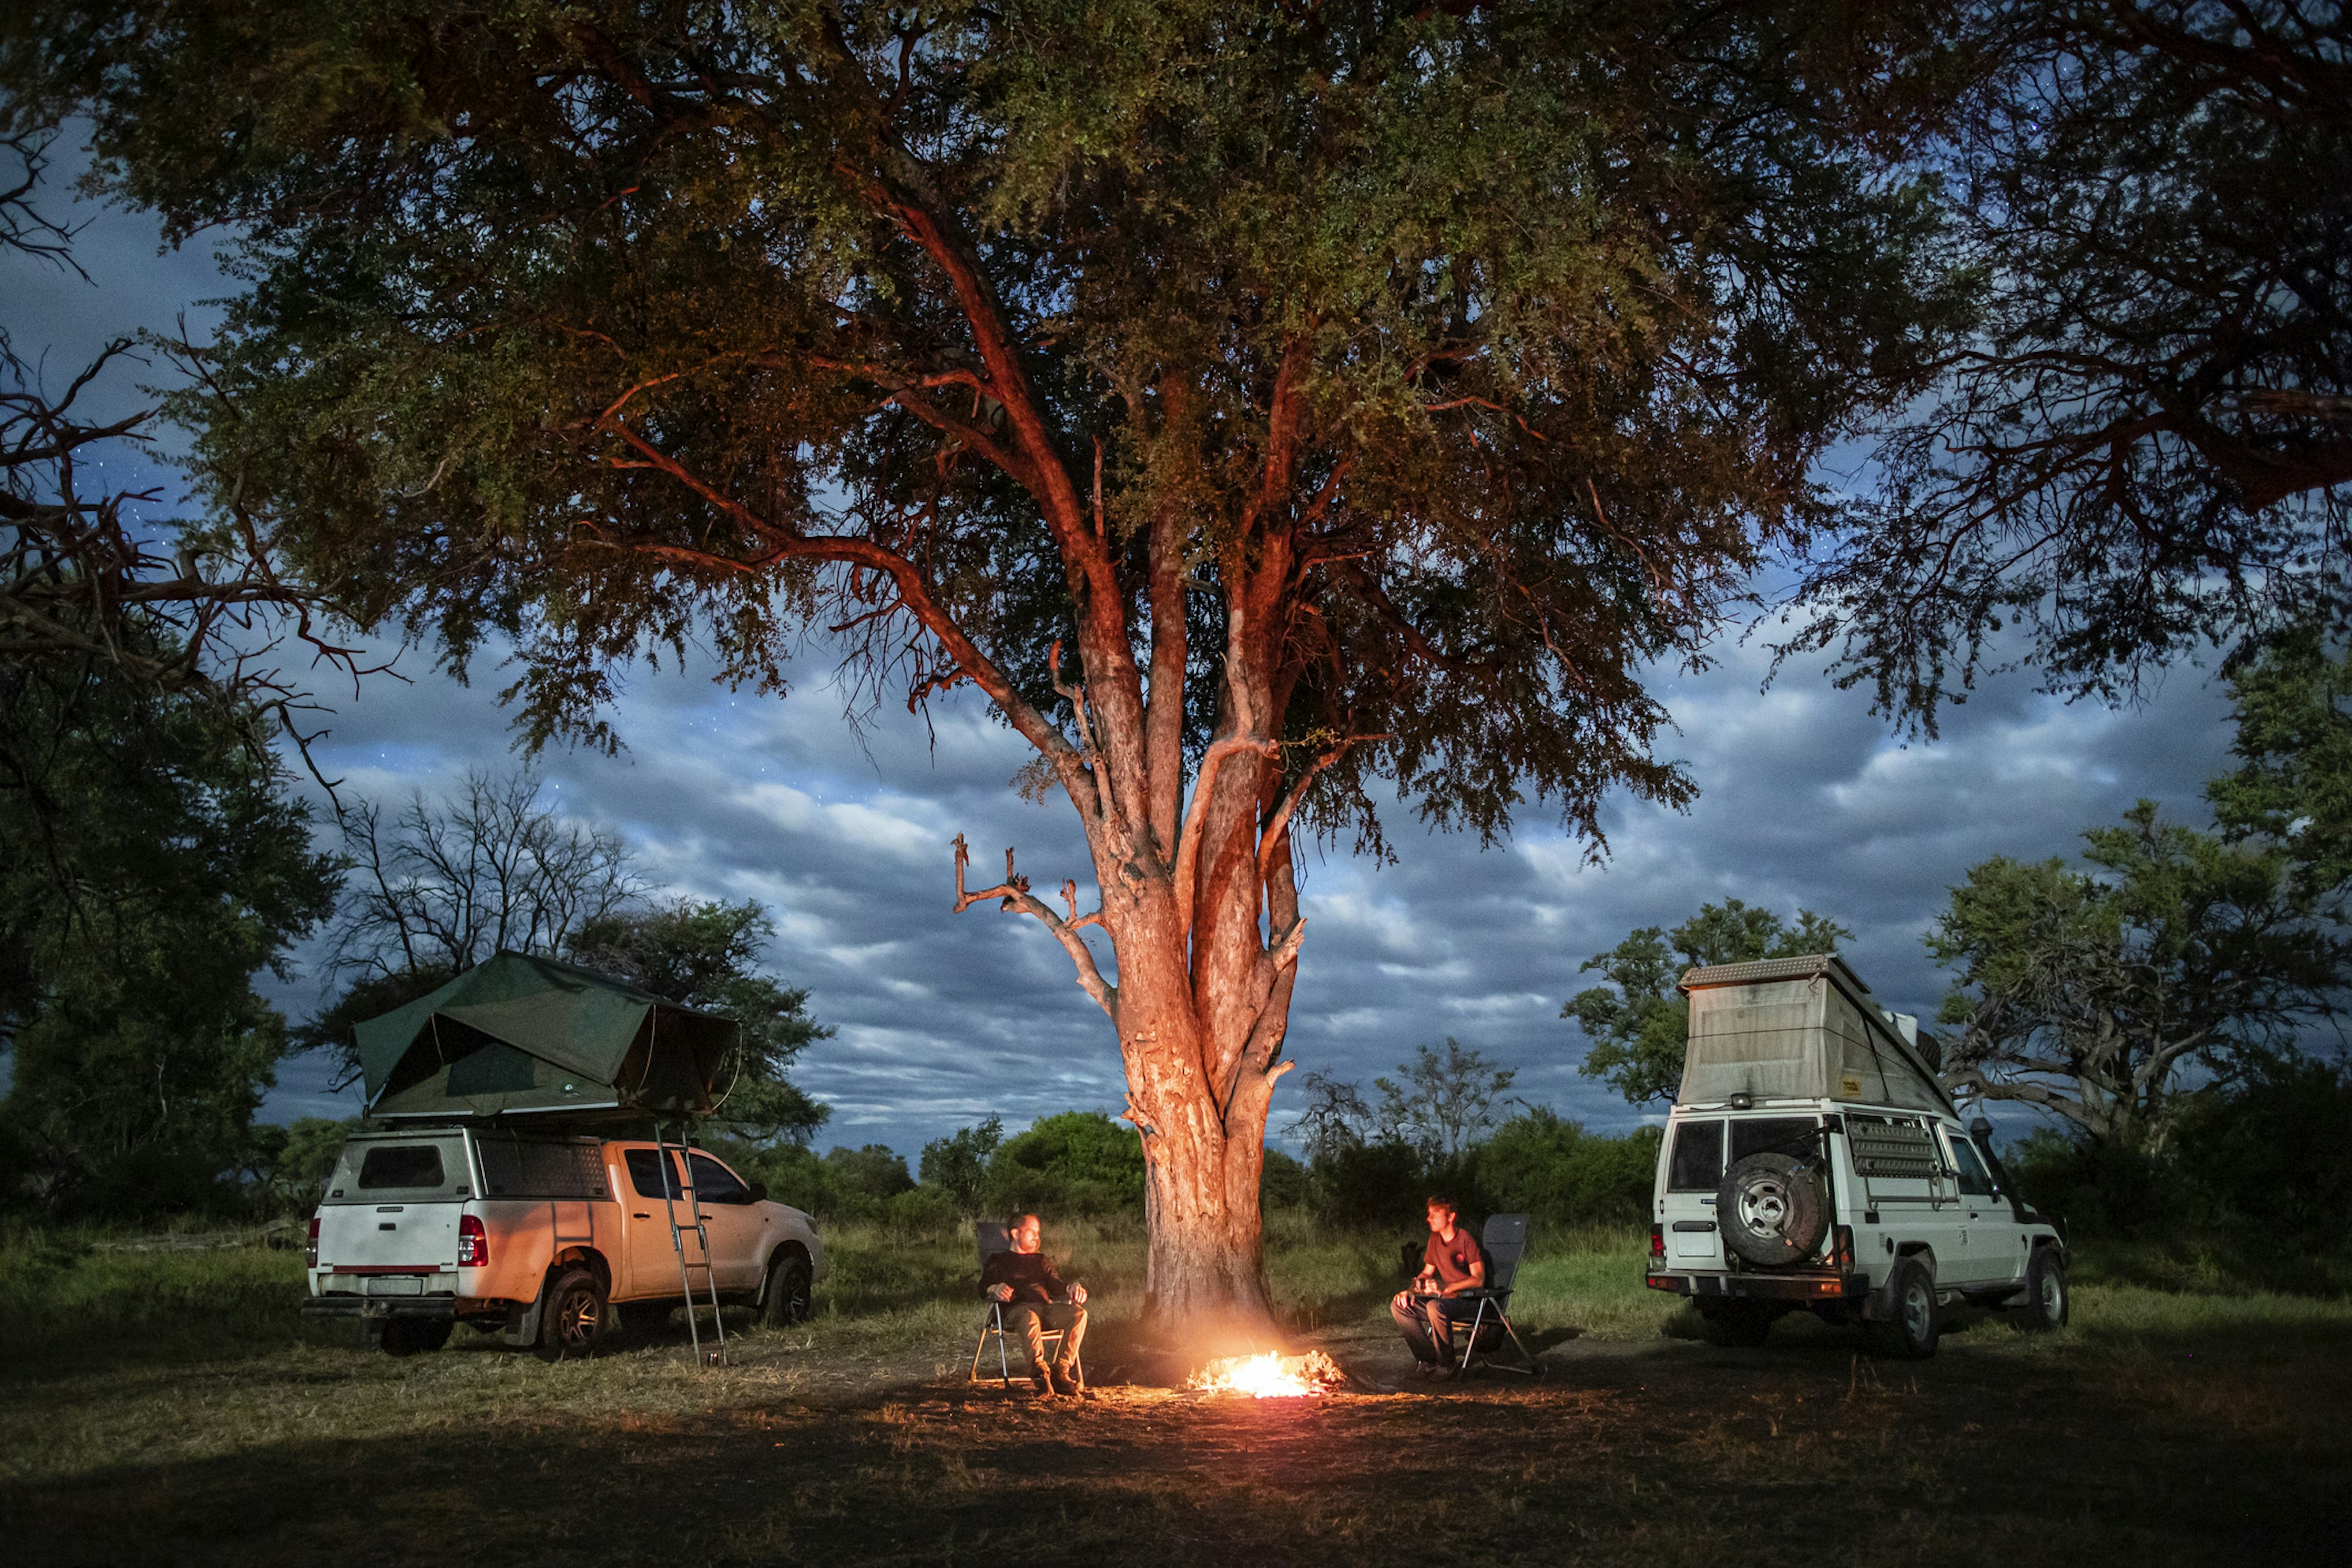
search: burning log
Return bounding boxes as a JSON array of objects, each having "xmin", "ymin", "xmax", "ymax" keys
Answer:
[{"xmin": 1185, "ymin": 1351, "xmax": 1348, "ymax": 1398}]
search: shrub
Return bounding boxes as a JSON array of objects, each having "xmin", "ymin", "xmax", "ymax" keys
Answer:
[
  {"xmin": 984, "ymin": 1110, "xmax": 1143, "ymax": 1218},
  {"xmin": 1474, "ymin": 1110, "xmax": 1659, "ymax": 1230}
]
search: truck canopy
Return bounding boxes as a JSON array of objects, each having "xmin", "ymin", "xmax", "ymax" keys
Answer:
[
  {"xmin": 353, "ymin": 950, "xmax": 738, "ymax": 1121},
  {"xmin": 1676, "ymin": 954, "xmax": 1953, "ymax": 1116}
]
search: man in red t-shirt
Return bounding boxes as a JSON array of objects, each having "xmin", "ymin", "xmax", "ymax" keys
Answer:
[{"xmin": 1390, "ymin": 1195, "xmax": 1486, "ymax": 1377}]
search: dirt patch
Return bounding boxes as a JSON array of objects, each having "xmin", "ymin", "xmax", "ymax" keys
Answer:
[{"xmin": 8, "ymin": 1321, "xmax": 2346, "ymax": 1567}]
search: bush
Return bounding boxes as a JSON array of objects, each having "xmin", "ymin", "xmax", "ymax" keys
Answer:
[
  {"xmin": 1260, "ymin": 1148, "xmax": 1310, "ymax": 1211},
  {"xmin": 1310, "ymin": 1139, "xmax": 1428, "ymax": 1227},
  {"xmin": 985, "ymin": 1110, "xmax": 1144, "ymax": 1218},
  {"xmin": 1473, "ymin": 1110, "xmax": 1658, "ymax": 1230}
]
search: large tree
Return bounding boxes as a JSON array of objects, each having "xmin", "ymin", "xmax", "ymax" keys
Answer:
[{"xmin": 14, "ymin": 1, "xmax": 1973, "ymax": 1331}]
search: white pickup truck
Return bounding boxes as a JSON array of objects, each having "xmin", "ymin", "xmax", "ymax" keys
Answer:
[{"xmin": 302, "ymin": 1126, "xmax": 823, "ymax": 1358}]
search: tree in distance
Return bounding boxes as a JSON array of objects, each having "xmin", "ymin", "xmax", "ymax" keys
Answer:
[
  {"xmin": 1567, "ymin": 900, "xmax": 1853, "ymax": 1105},
  {"xmin": 303, "ymin": 768, "xmax": 644, "ymax": 1080},
  {"xmin": 918, "ymin": 1115, "xmax": 1005, "ymax": 1217},
  {"xmin": 307, "ymin": 768, "xmax": 829, "ymax": 1142},
  {"xmin": 18, "ymin": 3, "xmax": 1977, "ymax": 1331},
  {"xmin": 1933, "ymin": 801, "xmax": 2347, "ymax": 1149},
  {"xmin": 1296, "ymin": 1038, "xmax": 1517, "ymax": 1164}
]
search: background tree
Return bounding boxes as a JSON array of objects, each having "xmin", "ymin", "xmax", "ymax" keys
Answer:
[
  {"xmin": 1931, "ymin": 800, "xmax": 2347, "ymax": 1148},
  {"xmin": 1798, "ymin": 0, "xmax": 2352, "ymax": 722},
  {"xmin": 1567, "ymin": 900, "xmax": 1852, "ymax": 1104},
  {"xmin": 918, "ymin": 1114, "xmax": 1004, "ymax": 1216},
  {"xmin": 2206, "ymin": 624, "xmax": 2352, "ymax": 911},
  {"xmin": 18, "ymin": 1, "xmax": 1978, "ymax": 1330},
  {"xmin": 303, "ymin": 769, "xmax": 642, "ymax": 1080},
  {"xmin": 1372, "ymin": 1039, "xmax": 1517, "ymax": 1161}
]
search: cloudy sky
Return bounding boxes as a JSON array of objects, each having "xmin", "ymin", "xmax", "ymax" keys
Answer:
[{"xmin": 4, "ymin": 140, "xmax": 2245, "ymax": 1163}]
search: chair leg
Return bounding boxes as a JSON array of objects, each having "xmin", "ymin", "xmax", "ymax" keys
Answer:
[
  {"xmin": 1493, "ymin": 1312, "xmax": 1539, "ymax": 1376},
  {"xmin": 969, "ymin": 1328, "xmax": 987, "ymax": 1383},
  {"xmin": 1460, "ymin": 1300, "xmax": 1490, "ymax": 1376}
]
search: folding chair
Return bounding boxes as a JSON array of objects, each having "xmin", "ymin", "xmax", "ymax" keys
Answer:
[
  {"xmin": 1446, "ymin": 1213, "xmax": 1539, "ymax": 1376},
  {"xmin": 967, "ymin": 1221, "xmax": 1082, "ymax": 1385}
]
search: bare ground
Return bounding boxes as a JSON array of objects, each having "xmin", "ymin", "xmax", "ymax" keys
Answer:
[{"xmin": 6, "ymin": 1305, "xmax": 2346, "ymax": 1567}]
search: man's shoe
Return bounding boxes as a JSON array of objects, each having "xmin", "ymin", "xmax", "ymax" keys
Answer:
[
  {"xmin": 1426, "ymin": 1363, "xmax": 1457, "ymax": 1381},
  {"xmin": 1050, "ymin": 1366, "xmax": 1081, "ymax": 1397}
]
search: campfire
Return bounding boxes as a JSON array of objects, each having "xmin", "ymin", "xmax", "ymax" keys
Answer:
[{"xmin": 1186, "ymin": 1350, "xmax": 1348, "ymax": 1398}]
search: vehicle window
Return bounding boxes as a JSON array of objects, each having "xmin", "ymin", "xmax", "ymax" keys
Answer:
[
  {"xmin": 625, "ymin": 1148, "xmax": 683, "ymax": 1200},
  {"xmin": 1667, "ymin": 1120, "xmax": 1724, "ymax": 1191},
  {"xmin": 688, "ymin": 1152, "xmax": 749, "ymax": 1204},
  {"xmin": 358, "ymin": 1145, "xmax": 446, "ymax": 1189},
  {"xmin": 1947, "ymin": 1134, "xmax": 1997, "ymax": 1197},
  {"xmin": 1730, "ymin": 1118, "xmax": 1821, "ymax": 1163},
  {"xmin": 478, "ymin": 1139, "xmax": 607, "ymax": 1199}
]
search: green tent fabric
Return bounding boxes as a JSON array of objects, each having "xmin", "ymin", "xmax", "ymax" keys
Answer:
[{"xmin": 353, "ymin": 951, "xmax": 739, "ymax": 1121}]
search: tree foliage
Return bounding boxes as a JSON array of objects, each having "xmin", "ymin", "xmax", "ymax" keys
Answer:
[
  {"xmin": 0, "ymin": 658, "xmax": 339, "ymax": 1213},
  {"xmin": 917, "ymin": 1113, "xmax": 1003, "ymax": 1216},
  {"xmin": 1799, "ymin": 1, "xmax": 2352, "ymax": 720},
  {"xmin": 1566, "ymin": 899, "xmax": 1852, "ymax": 1104},
  {"xmin": 1931, "ymin": 800, "xmax": 2347, "ymax": 1148},
  {"xmin": 2207, "ymin": 624, "xmax": 2352, "ymax": 909},
  {"xmin": 1371, "ymin": 1038, "xmax": 1517, "ymax": 1160}
]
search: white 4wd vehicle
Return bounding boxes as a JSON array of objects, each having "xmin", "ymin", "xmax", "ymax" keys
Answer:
[
  {"xmin": 303, "ymin": 1127, "xmax": 823, "ymax": 1358},
  {"xmin": 1643, "ymin": 956, "xmax": 2068, "ymax": 1357}
]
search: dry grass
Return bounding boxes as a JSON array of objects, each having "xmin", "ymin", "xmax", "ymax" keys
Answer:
[{"xmin": 3, "ymin": 1216, "xmax": 2347, "ymax": 1565}]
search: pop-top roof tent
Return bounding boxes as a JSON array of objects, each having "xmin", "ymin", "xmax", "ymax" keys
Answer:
[
  {"xmin": 1676, "ymin": 954, "xmax": 1954, "ymax": 1116},
  {"xmin": 353, "ymin": 950, "xmax": 739, "ymax": 1121}
]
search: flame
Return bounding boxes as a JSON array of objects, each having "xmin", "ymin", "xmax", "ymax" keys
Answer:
[{"xmin": 1186, "ymin": 1350, "xmax": 1345, "ymax": 1398}]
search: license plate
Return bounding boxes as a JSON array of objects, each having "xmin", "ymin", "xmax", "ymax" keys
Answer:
[{"xmin": 365, "ymin": 1275, "xmax": 424, "ymax": 1296}]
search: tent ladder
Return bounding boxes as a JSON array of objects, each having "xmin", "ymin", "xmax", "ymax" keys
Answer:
[{"xmin": 657, "ymin": 1126, "xmax": 728, "ymax": 1366}]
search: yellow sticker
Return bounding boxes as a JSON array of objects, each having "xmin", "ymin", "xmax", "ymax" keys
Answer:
[{"xmin": 1839, "ymin": 1073, "xmax": 1864, "ymax": 1097}]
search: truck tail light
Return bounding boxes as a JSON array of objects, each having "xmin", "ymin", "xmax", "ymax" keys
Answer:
[
  {"xmin": 305, "ymin": 1216, "xmax": 319, "ymax": 1268},
  {"xmin": 458, "ymin": 1213, "xmax": 489, "ymax": 1268},
  {"xmin": 1649, "ymin": 1223, "xmax": 1665, "ymax": 1261},
  {"xmin": 1833, "ymin": 1224, "xmax": 1855, "ymax": 1272}
]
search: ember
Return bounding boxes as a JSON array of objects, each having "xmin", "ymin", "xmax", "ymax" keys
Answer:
[{"xmin": 1186, "ymin": 1350, "xmax": 1347, "ymax": 1398}]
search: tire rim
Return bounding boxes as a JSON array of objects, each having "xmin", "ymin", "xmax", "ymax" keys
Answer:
[
  {"xmin": 2039, "ymin": 1271, "xmax": 2064, "ymax": 1321},
  {"xmin": 557, "ymin": 1290, "xmax": 598, "ymax": 1349},
  {"xmin": 1739, "ymin": 1177, "xmax": 1789, "ymax": 1236},
  {"xmin": 1902, "ymin": 1280, "xmax": 1931, "ymax": 1342}
]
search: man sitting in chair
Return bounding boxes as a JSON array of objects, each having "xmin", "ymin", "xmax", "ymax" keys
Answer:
[
  {"xmin": 1390, "ymin": 1194, "xmax": 1486, "ymax": 1378},
  {"xmin": 982, "ymin": 1212, "xmax": 1090, "ymax": 1396}
]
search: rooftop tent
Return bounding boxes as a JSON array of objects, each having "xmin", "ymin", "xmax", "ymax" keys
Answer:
[
  {"xmin": 353, "ymin": 950, "xmax": 739, "ymax": 1121},
  {"xmin": 1676, "ymin": 954, "xmax": 1954, "ymax": 1115}
]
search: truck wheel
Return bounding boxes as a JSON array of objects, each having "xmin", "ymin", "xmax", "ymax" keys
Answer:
[
  {"xmin": 1717, "ymin": 1153, "xmax": 1828, "ymax": 1267},
  {"xmin": 2018, "ymin": 1247, "xmax": 2069, "ymax": 1332},
  {"xmin": 379, "ymin": 1317, "xmax": 426, "ymax": 1357},
  {"xmin": 762, "ymin": 1250, "xmax": 813, "ymax": 1327},
  {"xmin": 537, "ymin": 1267, "xmax": 608, "ymax": 1362},
  {"xmin": 1697, "ymin": 1299, "xmax": 1776, "ymax": 1347},
  {"xmin": 1868, "ymin": 1257, "xmax": 1939, "ymax": 1359}
]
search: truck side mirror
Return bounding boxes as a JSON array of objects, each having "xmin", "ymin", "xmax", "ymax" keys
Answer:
[
  {"xmin": 1967, "ymin": 1116, "xmax": 1994, "ymax": 1141},
  {"xmin": 747, "ymin": 1182, "xmax": 769, "ymax": 1204}
]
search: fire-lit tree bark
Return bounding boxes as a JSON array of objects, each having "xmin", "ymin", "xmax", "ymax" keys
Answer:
[{"xmin": 10, "ymin": 1, "xmax": 1978, "ymax": 1333}]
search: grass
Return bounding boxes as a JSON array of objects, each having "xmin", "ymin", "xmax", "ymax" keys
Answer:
[{"xmin": 3, "ymin": 1215, "xmax": 2348, "ymax": 1564}]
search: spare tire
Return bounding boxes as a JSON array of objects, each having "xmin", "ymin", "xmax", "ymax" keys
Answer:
[{"xmin": 1717, "ymin": 1152, "xmax": 1828, "ymax": 1267}]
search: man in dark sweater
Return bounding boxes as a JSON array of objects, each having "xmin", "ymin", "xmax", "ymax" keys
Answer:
[
  {"xmin": 982, "ymin": 1212, "xmax": 1090, "ymax": 1396},
  {"xmin": 1390, "ymin": 1195, "xmax": 1487, "ymax": 1378}
]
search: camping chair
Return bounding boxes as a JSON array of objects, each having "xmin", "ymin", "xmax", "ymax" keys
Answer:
[
  {"xmin": 1444, "ymin": 1213, "xmax": 1539, "ymax": 1376},
  {"xmin": 967, "ymin": 1221, "xmax": 1084, "ymax": 1386}
]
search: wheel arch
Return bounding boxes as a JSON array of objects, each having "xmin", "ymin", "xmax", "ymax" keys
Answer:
[{"xmin": 760, "ymin": 1238, "xmax": 813, "ymax": 1305}]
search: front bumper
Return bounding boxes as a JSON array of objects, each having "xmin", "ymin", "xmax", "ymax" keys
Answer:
[{"xmin": 1646, "ymin": 1268, "xmax": 1868, "ymax": 1303}]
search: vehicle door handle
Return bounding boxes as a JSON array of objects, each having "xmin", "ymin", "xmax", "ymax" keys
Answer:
[
  {"xmin": 379, "ymin": 1223, "xmax": 396, "ymax": 1231},
  {"xmin": 633, "ymin": 1212, "xmax": 651, "ymax": 1219}
]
